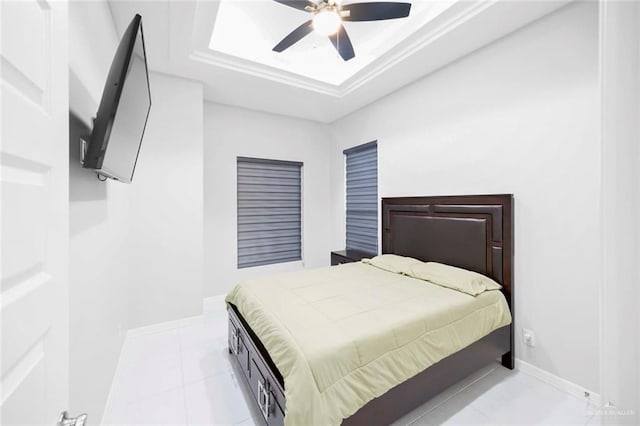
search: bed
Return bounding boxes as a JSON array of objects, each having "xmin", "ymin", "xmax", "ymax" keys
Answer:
[{"xmin": 226, "ymin": 194, "xmax": 514, "ymax": 425}]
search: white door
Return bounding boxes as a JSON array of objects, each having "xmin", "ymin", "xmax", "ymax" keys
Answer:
[{"xmin": 1, "ymin": 0, "xmax": 69, "ymax": 424}]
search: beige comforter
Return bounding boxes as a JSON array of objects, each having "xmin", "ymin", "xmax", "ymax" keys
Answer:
[{"xmin": 225, "ymin": 262, "xmax": 511, "ymax": 425}]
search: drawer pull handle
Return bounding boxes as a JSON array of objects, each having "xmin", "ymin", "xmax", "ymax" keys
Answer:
[
  {"xmin": 258, "ymin": 379, "xmax": 271, "ymax": 420},
  {"xmin": 231, "ymin": 327, "xmax": 241, "ymax": 355}
]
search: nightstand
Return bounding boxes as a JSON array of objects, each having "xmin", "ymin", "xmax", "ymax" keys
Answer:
[{"xmin": 330, "ymin": 249, "xmax": 376, "ymax": 266}]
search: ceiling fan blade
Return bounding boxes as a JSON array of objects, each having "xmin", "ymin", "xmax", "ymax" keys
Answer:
[
  {"xmin": 272, "ymin": 0, "xmax": 315, "ymax": 11},
  {"xmin": 341, "ymin": 2, "xmax": 411, "ymax": 21},
  {"xmin": 273, "ymin": 20, "xmax": 314, "ymax": 52},
  {"xmin": 329, "ymin": 24, "xmax": 355, "ymax": 61}
]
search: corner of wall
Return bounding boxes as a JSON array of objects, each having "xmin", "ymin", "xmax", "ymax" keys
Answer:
[{"xmin": 68, "ymin": 1, "xmax": 129, "ymax": 421}]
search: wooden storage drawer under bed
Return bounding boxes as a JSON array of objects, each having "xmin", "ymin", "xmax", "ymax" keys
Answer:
[
  {"xmin": 228, "ymin": 314, "xmax": 249, "ymax": 381},
  {"xmin": 228, "ymin": 305, "xmax": 285, "ymax": 426}
]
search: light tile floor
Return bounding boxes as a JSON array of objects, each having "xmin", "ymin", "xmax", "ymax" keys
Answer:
[{"xmin": 103, "ymin": 302, "xmax": 597, "ymax": 425}]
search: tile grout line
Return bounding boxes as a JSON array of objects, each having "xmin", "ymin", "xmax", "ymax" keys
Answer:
[
  {"xmin": 117, "ymin": 331, "xmax": 188, "ymax": 416},
  {"xmin": 100, "ymin": 336, "xmax": 128, "ymax": 425},
  {"xmin": 178, "ymin": 324, "xmax": 190, "ymax": 426},
  {"xmin": 105, "ymin": 312, "xmax": 238, "ymax": 425},
  {"xmin": 407, "ymin": 365, "xmax": 499, "ymax": 425}
]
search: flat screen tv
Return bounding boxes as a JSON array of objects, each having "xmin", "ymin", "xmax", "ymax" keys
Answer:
[{"xmin": 83, "ymin": 14, "xmax": 151, "ymax": 183}]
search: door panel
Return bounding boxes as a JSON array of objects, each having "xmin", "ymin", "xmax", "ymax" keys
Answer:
[
  {"xmin": 1, "ymin": 0, "xmax": 69, "ymax": 423},
  {"xmin": 1, "ymin": 1, "xmax": 47, "ymax": 88},
  {"xmin": 1, "ymin": 171, "xmax": 47, "ymax": 281},
  {"xmin": 1, "ymin": 344, "xmax": 46, "ymax": 425}
]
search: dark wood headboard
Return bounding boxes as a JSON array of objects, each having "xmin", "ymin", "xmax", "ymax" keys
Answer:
[{"xmin": 382, "ymin": 194, "xmax": 514, "ymax": 312}]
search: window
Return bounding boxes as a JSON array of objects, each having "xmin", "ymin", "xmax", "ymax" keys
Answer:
[
  {"xmin": 237, "ymin": 157, "xmax": 302, "ymax": 268},
  {"xmin": 344, "ymin": 141, "xmax": 378, "ymax": 254}
]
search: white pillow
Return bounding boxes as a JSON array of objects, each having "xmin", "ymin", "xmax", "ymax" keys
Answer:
[
  {"xmin": 408, "ymin": 262, "xmax": 502, "ymax": 296},
  {"xmin": 361, "ymin": 254, "xmax": 423, "ymax": 275}
]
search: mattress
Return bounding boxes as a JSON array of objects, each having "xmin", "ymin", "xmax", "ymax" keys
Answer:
[{"xmin": 225, "ymin": 261, "xmax": 512, "ymax": 426}]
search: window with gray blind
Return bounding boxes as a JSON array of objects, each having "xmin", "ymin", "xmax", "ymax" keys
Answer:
[
  {"xmin": 344, "ymin": 141, "xmax": 378, "ymax": 254},
  {"xmin": 237, "ymin": 157, "xmax": 302, "ymax": 269}
]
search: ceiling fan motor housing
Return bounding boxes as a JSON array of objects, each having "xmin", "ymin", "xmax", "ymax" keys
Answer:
[{"xmin": 273, "ymin": 0, "xmax": 412, "ymax": 61}]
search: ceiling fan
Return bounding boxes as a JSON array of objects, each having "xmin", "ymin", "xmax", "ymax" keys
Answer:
[{"xmin": 272, "ymin": 0, "xmax": 412, "ymax": 61}]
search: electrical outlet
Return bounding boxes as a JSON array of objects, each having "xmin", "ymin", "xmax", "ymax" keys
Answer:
[{"xmin": 522, "ymin": 328, "xmax": 536, "ymax": 347}]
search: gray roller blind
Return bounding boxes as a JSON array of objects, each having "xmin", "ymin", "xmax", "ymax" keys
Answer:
[
  {"xmin": 344, "ymin": 141, "xmax": 378, "ymax": 254},
  {"xmin": 237, "ymin": 157, "xmax": 302, "ymax": 269}
]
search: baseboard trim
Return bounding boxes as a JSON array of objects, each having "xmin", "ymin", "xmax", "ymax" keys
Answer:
[
  {"xmin": 126, "ymin": 315, "xmax": 203, "ymax": 337},
  {"xmin": 203, "ymin": 294, "xmax": 226, "ymax": 314},
  {"xmin": 516, "ymin": 359, "xmax": 602, "ymax": 407},
  {"xmin": 126, "ymin": 296, "xmax": 227, "ymax": 337},
  {"xmin": 100, "ymin": 336, "xmax": 128, "ymax": 425}
]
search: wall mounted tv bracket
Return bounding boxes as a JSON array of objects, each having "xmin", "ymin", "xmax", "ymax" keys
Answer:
[
  {"xmin": 79, "ymin": 118, "xmax": 109, "ymax": 182},
  {"xmin": 79, "ymin": 137, "xmax": 88, "ymax": 165}
]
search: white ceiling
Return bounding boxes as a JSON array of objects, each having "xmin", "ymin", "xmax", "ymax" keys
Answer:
[
  {"xmin": 108, "ymin": 0, "xmax": 571, "ymax": 123},
  {"xmin": 208, "ymin": 0, "xmax": 456, "ymax": 86}
]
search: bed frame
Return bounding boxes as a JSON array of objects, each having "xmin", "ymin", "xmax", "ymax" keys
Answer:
[{"xmin": 227, "ymin": 194, "xmax": 514, "ymax": 425}]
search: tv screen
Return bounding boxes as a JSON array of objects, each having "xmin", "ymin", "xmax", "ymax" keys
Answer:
[{"xmin": 83, "ymin": 14, "xmax": 151, "ymax": 183}]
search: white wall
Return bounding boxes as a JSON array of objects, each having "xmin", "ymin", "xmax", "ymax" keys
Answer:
[
  {"xmin": 600, "ymin": 0, "xmax": 640, "ymax": 420},
  {"xmin": 329, "ymin": 1, "xmax": 600, "ymax": 393},
  {"xmin": 203, "ymin": 103, "xmax": 331, "ymax": 297},
  {"xmin": 68, "ymin": 2, "xmax": 205, "ymax": 419},
  {"xmin": 68, "ymin": 1, "xmax": 130, "ymax": 420},
  {"xmin": 127, "ymin": 72, "xmax": 204, "ymax": 328}
]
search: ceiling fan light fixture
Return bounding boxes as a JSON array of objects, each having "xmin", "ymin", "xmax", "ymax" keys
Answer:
[
  {"xmin": 272, "ymin": 0, "xmax": 412, "ymax": 61},
  {"xmin": 312, "ymin": 9, "xmax": 341, "ymax": 36}
]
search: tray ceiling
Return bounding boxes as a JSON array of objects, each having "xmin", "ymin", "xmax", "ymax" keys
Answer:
[
  {"xmin": 208, "ymin": 0, "xmax": 456, "ymax": 86},
  {"xmin": 108, "ymin": 0, "xmax": 572, "ymax": 122}
]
